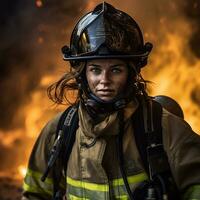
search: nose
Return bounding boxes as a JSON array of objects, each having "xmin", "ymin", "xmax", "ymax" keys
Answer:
[{"xmin": 100, "ymin": 71, "xmax": 111, "ymax": 84}]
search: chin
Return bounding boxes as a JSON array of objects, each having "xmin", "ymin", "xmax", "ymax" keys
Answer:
[{"xmin": 99, "ymin": 96, "xmax": 115, "ymax": 102}]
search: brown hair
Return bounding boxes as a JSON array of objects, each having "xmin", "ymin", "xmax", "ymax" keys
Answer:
[{"xmin": 47, "ymin": 63, "xmax": 85, "ymax": 105}]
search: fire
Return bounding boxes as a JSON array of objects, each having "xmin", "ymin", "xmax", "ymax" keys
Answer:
[
  {"xmin": 18, "ymin": 165, "xmax": 27, "ymax": 178},
  {"xmin": 35, "ymin": 0, "xmax": 43, "ymax": 8},
  {"xmin": 85, "ymin": 1, "xmax": 100, "ymax": 11},
  {"xmin": 37, "ymin": 37, "xmax": 44, "ymax": 44},
  {"xmin": 40, "ymin": 75, "xmax": 60, "ymax": 87},
  {"xmin": 0, "ymin": 130, "xmax": 22, "ymax": 147},
  {"xmin": 144, "ymin": 19, "xmax": 200, "ymax": 133}
]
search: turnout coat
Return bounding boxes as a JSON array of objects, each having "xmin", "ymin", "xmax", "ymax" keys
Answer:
[{"xmin": 22, "ymin": 100, "xmax": 200, "ymax": 200}]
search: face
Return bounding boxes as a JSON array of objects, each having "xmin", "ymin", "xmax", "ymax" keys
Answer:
[{"xmin": 86, "ymin": 59, "xmax": 128, "ymax": 101}]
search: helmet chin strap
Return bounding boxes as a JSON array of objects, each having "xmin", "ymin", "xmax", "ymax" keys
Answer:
[{"xmin": 83, "ymin": 92, "xmax": 130, "ymax": 117}]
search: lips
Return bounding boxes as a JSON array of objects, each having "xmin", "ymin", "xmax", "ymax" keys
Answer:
[{"xmin": 97, "ymin": 89, "xmax": 114, "ymax": 95}]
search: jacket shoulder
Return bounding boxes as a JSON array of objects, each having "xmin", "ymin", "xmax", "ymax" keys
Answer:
[
  {"xmin": 28, "ymin": 111, "xmax": 65, "ymax": 171},
  {"xmin": 33, "ymin": 112, "xmax": 63, "ymax": 147},
  {"xmin": 161, "ymin": 108, "xmax": 193, "ymax": 150}
]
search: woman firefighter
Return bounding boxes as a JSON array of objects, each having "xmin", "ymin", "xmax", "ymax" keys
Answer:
[{"xmin": 22, "ymin": 2, "xmax": 200, "ymax": 200}]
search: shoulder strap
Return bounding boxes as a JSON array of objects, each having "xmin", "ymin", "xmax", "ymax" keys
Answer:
[
  {"xmin": 133, "ymin": 99, "xmax": 181, "ymax": 199},
  {"xmin": 41, "ymin": 106, "xmax": 76, "ymax": 183},
  {"xmin": 62, "ymin": 106, "xmax": 79, "ymax": 171},
  {"xmin": 132, "ymin": 99, "xmax": 163, "ymax": 174},
  {"xmin": 52, "ymin": 105, "xmax": 79, "ymax": 200}
]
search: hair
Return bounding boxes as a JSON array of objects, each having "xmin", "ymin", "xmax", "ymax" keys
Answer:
[
  {"xmin": 127, "ymin": 61, "xmax": 149, "ymax": 92},
  {"xmin": 47, "ymin": 60, "xmax": 149, "ymax": 105},
  {"xmin": 47, "ymin": 62, "xmax": 85, "ymax": 105}
]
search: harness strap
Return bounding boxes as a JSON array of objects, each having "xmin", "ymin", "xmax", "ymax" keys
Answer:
[
  {"xmin": 132, "ymin": 99, "xmax": 162, "ymax": 174},
  {"xmin": 40, "ymin": 105, "xmax": 79, "ymax": 200},
  {"xmin": 41, "ymin": 107, "xmax": 73, "ymax": 183},
  {"xmin": 53, "ymin": 105, "xmax": 79, "ymax": 200},
  {"xmin": 133, "ymin": 99, "xmax": 181, "ymax": 200}
]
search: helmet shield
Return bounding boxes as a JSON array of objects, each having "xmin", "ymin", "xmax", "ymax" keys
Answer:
[{"xmin": 76, "ymin": 13, "xmax": 144, "ymax": 56}]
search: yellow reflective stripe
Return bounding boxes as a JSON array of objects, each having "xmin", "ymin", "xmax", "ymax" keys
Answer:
[
  {"xmin": 183, "ymin": 185, "xmax": 200, "ymax": 200},
  {"xmin": 69, "ymin": 194, "xmax": 89, "ymax": 200},
  {"xmin": 67, "ymin": 177, "xmax": 109, "ymax": 192},
  {"xmin": 23, "ymin": 181, "xmax": 53, "ymax": 196},
  {"xmin": 26, "ymin": 168, "xmax": 53, "ymax": 185},
  {"xmin": 23, "ymin": 169, "xmax": 54, "ymax": 197},
  {"xmin": 67, "ymin": 172, "xmax": 148, "ymax": 192},
  {"xmin": 25, "ymin": 168, "xmax": 65, "ymax": 189},
  {"xmin": 115, "ymin": 195, "xmax": 128, "ymax": 200},
  {"xmin": 112, "ymin": 172, "xmax": 148, "ymax": 186}
]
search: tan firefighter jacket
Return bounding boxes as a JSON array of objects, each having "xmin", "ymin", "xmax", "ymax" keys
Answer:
[{"xmin": 22, "ymin": 100, "xmax": 200, "ymax": 200}]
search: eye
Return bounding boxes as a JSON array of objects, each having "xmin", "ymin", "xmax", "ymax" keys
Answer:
[
  {"xmin": 111, "ymin": 67, "xmax": 122, "ymax": 73},
  {"xmin": 90, "ymin": 67, "xmax": 101, "ymax": 74}
]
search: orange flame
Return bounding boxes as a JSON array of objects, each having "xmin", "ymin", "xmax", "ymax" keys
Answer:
[
  {"xmin": 144, "ymin": 19, "xmax": 200, "ymax": 133},
  {"xmin": 18, "ymin": 165, "xmax": 27, "ymax": 179},
  {"xmin": 35, "ymin": 0, "xmax": 43, "ymax": 8}
]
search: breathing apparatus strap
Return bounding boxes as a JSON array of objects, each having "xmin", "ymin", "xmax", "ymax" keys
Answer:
[
  {"xmin": 117, "ymin": 97, "xmax": 163, "ymax": 200},
  {"xmin": 52, "ymin": 105, "xmax": 79, "ymax": 200},
  {"xmin": 133, "ymin": 97, "xmax": 163, "ymax": 175},
  {"xmin": 41, "ymin": 104, "xmax": 79, "ymax": 200},
  {"xmin": 132, "ymin": 97, "xmax": 181, "ymax": 200}
]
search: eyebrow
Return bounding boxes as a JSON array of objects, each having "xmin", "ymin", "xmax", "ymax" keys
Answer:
[{"xmin": 88, "ymin": 63, "xmax": 125, "ymax": 67}]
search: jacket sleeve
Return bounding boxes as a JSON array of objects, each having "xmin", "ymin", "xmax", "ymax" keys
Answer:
[
  {"xmin": 162, "ymin": 109, "xmax": 200, "ymax": 200},
  {"xmin": 22, "ymin": 113, "xmax": 65, "ymax": 200}
]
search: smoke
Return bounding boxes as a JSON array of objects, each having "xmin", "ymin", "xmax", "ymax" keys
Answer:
[
  {"xmin": 182, "ymin": 0, "xmax": 200, "ymax": 58},
  {"xmin": 0, "ymin": 0, "xmax": 88, "ymax": 173},
  {"xmin": 0, "ymin": 0, "xmax": 87, "ymax": 131}
]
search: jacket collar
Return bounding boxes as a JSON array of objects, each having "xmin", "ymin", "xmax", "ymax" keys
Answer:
[{"xmin": 78, "ymin": 99, "xmax": 139, "ymax": 138}]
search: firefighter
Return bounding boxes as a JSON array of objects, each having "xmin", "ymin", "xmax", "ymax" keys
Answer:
[{"xmin": 22, "ymin": 2, "xmax": 200, "ymax": 200}]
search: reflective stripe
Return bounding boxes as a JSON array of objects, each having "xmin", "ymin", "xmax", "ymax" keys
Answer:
[
  {"xmin": 23, "ymin": 168, "xmax": 65, "ymax": 197},
  {"xmin": 25, "ymin": 168, "xmax": 65, "ymax": 187},
  {"xmin": 23, "ymin": 168, "xmax": 54, "ymax": 196},
  {"xmin": 26, "ymin": 168, "xmax": 53, "ymax": 185},
  {"xmin": 67, "ymin": 172, "xmax": 147, "ymax": 191},
  {"xmin": 69, "ymin": 194, "xmax": 89, "ymax": 200},
  {"xmin": 23, "ymin": 181, "xmax": 52, "ymax": 196},
  {"xmin": 112, "ymin": 172, "xmax": 148, "ymax": 186},
  {"xmin": 67, "ymin": 177, "xmax": 109, "ymax": 192},
  {"xmin": 184, "ymin": 185, "xmax": 200, "ymax": 200},
  {"xmin": 67, "ymin": 184, "xmax": 108, "ymax": 200},
  {"xmin": 115, "ymin": 195, "xmax": 129, "ymax": 200},
  {"xmin": 67, "ymin": 172, "xmax": 148, "ymax": 200},
  {"xmin": 111, "ymin": 173, "xmax": 148, "ymax": 199}
]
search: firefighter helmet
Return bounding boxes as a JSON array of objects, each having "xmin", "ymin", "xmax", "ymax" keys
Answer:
[{"xmin": 62, "ymin": 2, "xmax": 152, "ymax": 69}]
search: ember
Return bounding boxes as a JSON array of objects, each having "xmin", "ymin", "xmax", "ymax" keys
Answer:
[{"xmin": 35, "ymin": 0, "xmax": 43, "ymax": 8}]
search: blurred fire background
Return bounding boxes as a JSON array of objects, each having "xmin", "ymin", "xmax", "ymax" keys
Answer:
[{"xmin": 0, "ymin": 0, "xmax": 200, "ymax": 199}]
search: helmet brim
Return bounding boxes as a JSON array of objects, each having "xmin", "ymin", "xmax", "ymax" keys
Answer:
[{"xmin": 63, "ymin": 51, "xmax": 149, "ymax": 61}]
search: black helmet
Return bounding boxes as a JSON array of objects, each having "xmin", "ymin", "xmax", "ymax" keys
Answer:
[
  {"xmin": 154, "ymin": 95, "xmax": 184, "ymax": 119},
  {"xmin": 62, "ymin": 2, "xmax": 152, "ymax": 69}
]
